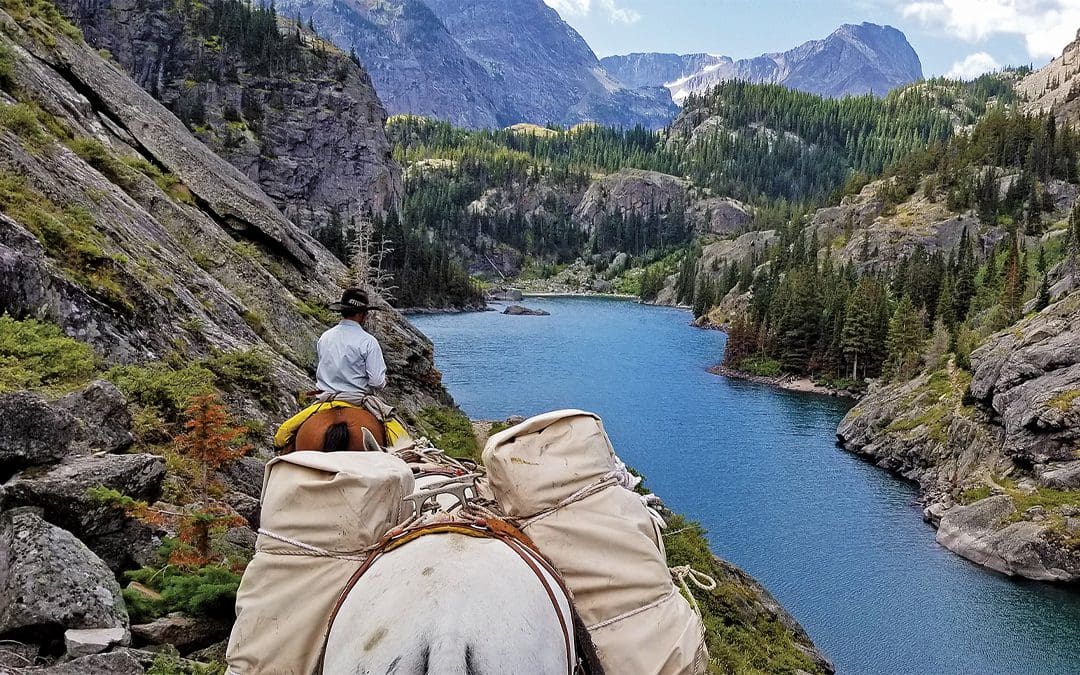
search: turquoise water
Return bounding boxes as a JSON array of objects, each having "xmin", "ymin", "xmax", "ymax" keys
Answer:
[{"xmin": 411, "ymin": 297, "xmax": 1080, "ymax": 675}]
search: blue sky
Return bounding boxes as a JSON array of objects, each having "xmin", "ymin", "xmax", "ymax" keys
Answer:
[{"xmin": 544, "ymin": 0, "xmax": 1080, "ymax": 78}]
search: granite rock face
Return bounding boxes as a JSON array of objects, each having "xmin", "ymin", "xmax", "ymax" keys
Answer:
[
  {"xmin": 1018, "ymin": 29, "xmax": 1080, "ymax": 126},
  {"xmin": 572, "ymin": 168, "xmax": 753, "ymax": 238},
  {"xmin": 276, "ymin": 0, "xmax": 677, "ymax": 129},
  {"xmin": 837, "ymin": 293, "xmax": 1080, "ymax": 581},
  {"xmin": 54, "ymin": 0, "xmax": 402, "ymax": 232}
]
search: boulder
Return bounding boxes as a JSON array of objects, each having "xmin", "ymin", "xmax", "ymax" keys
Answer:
[
  {"xmin": 131, "ymin": 613, "xmax": 228, "ymax": 654},
  {"xmin": 1039, "ymin": 460, "xmax": 1080, "ymax": 489},
  {"xmin": 217, "ymin": 456, "xmax": 266, "ymax": 500},
  {"xmin": 935, "ymin": 496, "xmax": 1080, "ymax": 581},
  {"xmin": 31, "ymin": 649, "xmax": 145, "ymax": 674},
  {"xmin": 0, "ymin": 391, "xmax": 83, "ymax": 476},
  {"xmin": 502, "ymin": 305, "xmax": 550, "ymax": 316},
  {"xmin": 0, "ymin": 509, "xmax": 129, "ymax": 644},
  {"xmin": 64, "ymin": 627, "xmax": 129, "ymax": 658},
  {"xmin": 1, "ymin": 454, "xmax": 165, "ymax": 570},
  {"xmin": 55, "ymin": 381, "xmax": 134, "ymax": 455},
  {"xmin": 487, "ymin": 287, "xmax": 523, "ymax": 302}
]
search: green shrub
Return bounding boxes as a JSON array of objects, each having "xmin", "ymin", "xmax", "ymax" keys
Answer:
[
  {"xmin": 124, "ymin": 565, "xmax": 241, "ymax": 623},
  {"xmin": 106, "ymin": 361, "xmax": 216, "ymax": 420},
  {"xmin": 0, "ymin": 43, "xmax": 15, "ymax": 91},
  {"xmin": 738, "ymin": 357, "xmax": 783, "ymax": 378},
  {"xmin": 205, "ymin": 348, "xmax": 274, "ymax": 403},
  {"xmin": 0, "ymin": 314, "xmax": 97, "ymax": 392},
  {"xmin": 0, "ymin": 0, "xmax": 83, "ymax": 41},
  {"xmin": 147, "ymin": 650, "xmax": 225, "ymax": 675},
  {"xmin": 414, "ymin": 406, "xmax": 479, "ymax": 460},
  {"xmin": 959, "ymin": 486, "xmax": 992, "ymax": 504},
  {"xmin": 0, "ymin": 102, "xmax": 48, "ymax": 146}
]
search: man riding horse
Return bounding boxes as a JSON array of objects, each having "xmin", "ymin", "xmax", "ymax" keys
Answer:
[{"xmin": 275, "ymin": 288, "xmax": 402, "ymax": 452}]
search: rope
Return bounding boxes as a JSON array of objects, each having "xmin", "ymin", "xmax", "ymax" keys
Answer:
[
  {"xmin": 519, "ymin": 474, "xmax": 619, "ymax": 527},
  {"xmin": 256, "ymin": 529, "xmax": 374, "ymax": 561},
  {"xmin": 586, "ymin": 587, "xmax": 678, "ymax": 631},
  {"xmin": 670, "ymin": 565, "xmax": 718, "ymax": 620}
]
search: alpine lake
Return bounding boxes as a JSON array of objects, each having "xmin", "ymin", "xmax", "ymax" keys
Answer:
[{"xmin": 411, "ymin": 296, "xmax": 1080, "ymax": 675}]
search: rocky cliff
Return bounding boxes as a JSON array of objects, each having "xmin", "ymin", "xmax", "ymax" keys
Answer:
[
  {"xmin": 837, "ymin": 292, "xmax": 1080, "ymax": 581},
  {"xmin": 276, "ymin": 0, "xmax": 677, "ymax": 129},
  {"xmin": 1018, "ymin": 29, "xmax": 1080, "ymax": 126},
  {"xmin": 53, "ymin": 0, "xmax": 402, "ymax": 232},
  {"xmin": 604, "ymin": 23, "xmax": 923, "ymax": 104}
]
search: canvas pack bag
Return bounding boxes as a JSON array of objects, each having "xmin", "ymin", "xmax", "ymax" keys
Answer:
[
  {"xmin": 225, "ymin": 451, "xmax": 414, "ymax": 675},
  {"xmin": 483, "ymin": 410, "xmax": 709, "ymax": 675}
]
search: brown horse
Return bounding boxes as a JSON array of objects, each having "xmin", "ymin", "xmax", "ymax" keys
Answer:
[{"xmin": 291, "ymin": 406, "xmax": 386, "ymax": 452}]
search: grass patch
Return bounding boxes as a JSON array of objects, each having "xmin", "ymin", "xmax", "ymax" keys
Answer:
[
  {"xmin": 0, "ymin": 314, "xmax": 97, "ymax": 392},
  {"xmin": 663, "ymin": 513, "xmax": 824, "ymax": 674},
  {"xmin": 0, "ymin": 102, "xmax": 48, "ymax": 146},
  {"xmin": 737, "ymin": 357, "xmax": 782, "ymax": 378},
  {"xmin": 0, "ymin": 43, "xmax": 14, "ymax": 91},
  {"xmin": 1049, "ymin": 390, "xmax": 1080, "ymax": 412},
  {"xmin": 959, "ymin": 485, "xmax": 993, "ymax": 504},
  {"xmin": 0, "ymin": 0, "xmax": 82, "ymax": 42},
  {"xmin": 67, "ymin": 137, "xmax": 194, "ymax": 204},
  {"xmin": 0, "ymin": 167, "xmax": 132, "ymax": 310},
  {"xmin": 413, "ymin": 406, "xmax": 479, "ymax": 460}
]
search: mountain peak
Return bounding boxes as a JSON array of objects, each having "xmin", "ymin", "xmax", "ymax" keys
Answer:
[{"xmin": 603, "ymin": 22, "xmax": 923, "ymax": 102}]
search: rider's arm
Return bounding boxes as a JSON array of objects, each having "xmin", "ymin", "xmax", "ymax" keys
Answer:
[{"xmin": 365, "ymin": 340, "xmax": 387, "ymax": 390}]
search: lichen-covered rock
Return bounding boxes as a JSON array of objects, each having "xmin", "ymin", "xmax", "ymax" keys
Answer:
[
  {"xmin": 0, "ymin": 391, "xmax": 84, "ymax": 475},
  {"xmin": 131, "ymin": 613, "xmax": 229, "ymax": 654},
  {"xmin": 1, "ymin": 454, "xmax": 165, "ymax": 570},
  {"xmin": 0, "ymin": 509, "xmax": 129, "ymax": 642},
  {"xmin": 936, "ymin": 496, "xmax": 1080, "ymax": 581},
  {"xmin": 55, "ymin": 381, "xmax": 134, "ymax": 455}
]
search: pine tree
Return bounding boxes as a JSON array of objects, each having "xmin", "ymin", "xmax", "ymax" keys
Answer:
[
  {"xmin": 1000, "ymin": 234, "xmax": 1024, "ymax": 325},
  {"xmin": 884, "ymin": 295, "xmax": 925, "ymax": 381}
]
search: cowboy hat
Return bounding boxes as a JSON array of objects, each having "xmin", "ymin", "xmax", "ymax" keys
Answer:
[{"xmin": 328, "ymin": 287, "xmax": 382, "ymax": 313}]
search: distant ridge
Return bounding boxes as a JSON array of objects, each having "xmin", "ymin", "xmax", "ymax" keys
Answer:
[{"xmin": 602, "ymin": 23, "xmax": 924, "ymax": 102}]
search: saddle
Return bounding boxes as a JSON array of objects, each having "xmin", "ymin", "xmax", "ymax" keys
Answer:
[{"xmin": 291, "ymin": 406, "xmax": 386, "ymax": 452}]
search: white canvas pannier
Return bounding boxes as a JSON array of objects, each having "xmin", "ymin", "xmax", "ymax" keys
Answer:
[
  {"xmin": 225, "ymin": 451, "xmax": 414, "ymax": 675},
  {"xmin": 483, "ymin": 410, "xmax": 709, "ymax": 675}
]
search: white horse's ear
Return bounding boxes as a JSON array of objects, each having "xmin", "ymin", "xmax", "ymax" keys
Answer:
[{"xmin": 362, "ymin": 427, "xmax": 385, "ymax": 453}]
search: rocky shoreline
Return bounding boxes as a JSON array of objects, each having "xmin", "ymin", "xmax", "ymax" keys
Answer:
[
  {"xmin": 709, "ymin": 365, "xmax": 863, "ymax": 400},
  {"xmin": 836, "ymin": 292, "xmax": 1080, "ymax": 583}
]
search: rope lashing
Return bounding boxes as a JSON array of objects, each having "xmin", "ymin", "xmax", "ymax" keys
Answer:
[
  {"xmin": 670, "ymin": 565, "xmax": 718, "ymax": 619},
  {"xmin": 256, "ymin": 529, "xmax": 374, "ymax": 561}
]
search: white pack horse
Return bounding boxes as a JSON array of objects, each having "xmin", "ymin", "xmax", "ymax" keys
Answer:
[{"xmin": 322, "ymin": 474, "xmax": 582, "ymax": 674}]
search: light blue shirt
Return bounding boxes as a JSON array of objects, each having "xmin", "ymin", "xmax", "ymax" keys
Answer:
[{"xmin": 315, "ymin": 319, "xmax": 387, "ymax": 394}]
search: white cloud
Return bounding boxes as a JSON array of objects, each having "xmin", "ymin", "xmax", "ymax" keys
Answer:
[
  {"xmin": 946, "ymin": 51, "xmax": 1002, "ymax": 78},
  {"xmin": 898, "ymin": 0, "xmax": 1080, "ymax": 59},
  {"xmin": 544, "ymin": 0, "xmax": 641, "ymax": 24}
]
